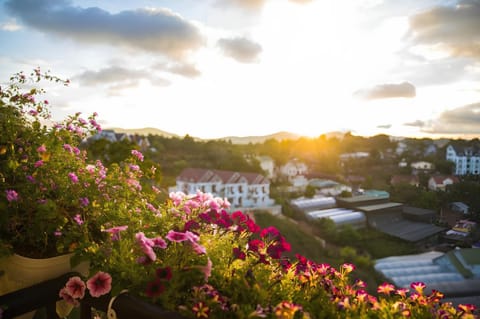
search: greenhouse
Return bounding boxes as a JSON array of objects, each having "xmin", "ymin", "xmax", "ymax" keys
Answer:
[
  {"xmin": 375, "ymin": 249, "xmax": 480, "ymax": 300},
  {"xmin": 306, "ymin": 208, "xmax": 366, "ymax": 228},
  {"xmin": 290, "ymin": 196, "xmax": 336, "ymax": 212}
]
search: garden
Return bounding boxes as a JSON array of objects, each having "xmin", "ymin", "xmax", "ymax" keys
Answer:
[{"xmin": 0, "ymin": 69, "xmax": 477, "ymax": 318}]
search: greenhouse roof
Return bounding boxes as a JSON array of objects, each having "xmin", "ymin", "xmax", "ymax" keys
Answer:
[
  {"xmin": 357, "ymin": 202, "xmax": 403, "ymax": 212},
  {"xmin": 375, "ymin": 250, "xmax": 480, "ymax": 299}
]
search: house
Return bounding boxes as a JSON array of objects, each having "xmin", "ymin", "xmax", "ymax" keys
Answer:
[
  {"xmin": 390, "ymin": 174, "xmax": 420, "ymax": 187},
  {"xmin": 175, "ymin": 168, "xmax": 274, "ymax": 209},
  {"xmin": 398, "ymin": 159, "xmax": 408, "ymax": 168},
  {"xmin": 446, "ymin": 144, "xmax": 480, "ymax": 175},
  {"xmin": 278, "ymin": 159, "xmax": 308, "ymax": 178},
  {"xmin": 90, "ymin": 129, "xmax": 117, "ymax": 142},
  {"xmin": 424, "ymin": 143, "xmax": 438, "ymax": 156},
  {"xmin": 277, "ymin": 159, "xmax": 309, "ymax": 191},
  {"xmin": 410, "ymin": 161, "xmax": 434, "ymax": 174},
  {"xmin": 396, "ymin": 141, "xmax": 408, "ymax": 155},
  {"xmin": 256, "ymin": 156, "xmax": 275, "ymax": 179},
  {"xmin": 428, "ymin": 175, "xmax": 460, "ymax": 191},
  {"xmin": 308, "ymin": 179, "xmax": 352, "ymax": 196},
  {"xmin": 339, "ymin": 152, "xmax": 369, "ymax": 160}
]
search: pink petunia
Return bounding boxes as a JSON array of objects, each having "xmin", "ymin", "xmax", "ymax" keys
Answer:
[
  {"xmin": 103, "ymin": 225, "xmax": 128, "ymax": 241},
  {"xmin": 59, "ymin": 288, "xmax": 80, "ymax": 306},
  {"xmin": 34, "ymin": 160, "xmax": 44, "ymax": 168},
  {"xmin": 5, "ymin": 189, "xmax": 19, "ymax": 202},
  {"xmin": 166, "ymin": 230, "xmax": 189, "ymax": 242},
  {"xmin": 36, "ymin": 144, "xmax": 47, "ymax": 153},
  {"xmin": 65, "ymin": 276, "xmax": 86, "ymax": 299},
  {"xmin": 152, "ymin": 236, "xmax": 167, "ymax": 249},
  {"xmin": 68, "ymin": 172, "xmax": 79, "ymax": 184},
  {"xmin": 86, "ymin": 272, "xmax": 112, "ymax": 297},
  {"xmin": 135, "ymin": 232, "xmax": 156, "ymax": 261}
]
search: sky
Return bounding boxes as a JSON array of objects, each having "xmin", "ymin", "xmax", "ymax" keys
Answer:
[{"xmin": 1, "ymin": 0, "xmax": 479, "ymax": 139}]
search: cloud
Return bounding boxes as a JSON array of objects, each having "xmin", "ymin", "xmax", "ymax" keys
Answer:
[
  {"xmin": 377, "ymin": 124, "xmax": 392, "ymax": 129},
  {"xmin": 407, "ymin": 0, "xmax": 480, "ymax": 60},
  {"xmin": 73, "ymin": 66, "xmax": 170, "ymax": 96},
  {"xmin": 422, "ymin": 102, "xmax": 480, "ymax": 134},
  {"xmin": 404, "ymin": 120, "xmax": 426, "ymax": 127},
  {"xmin": 216, "ymin": 0, "xmax": 311, "ymax": 11},
  {"xmin": 217, "ymin": 37, "xmax": 262, "ymax": 63},
  {"xmin": 153, "ymin": 62, "xmax": 201, "ymax": 78},
  {"xmin": 0, "ymin": 18, "xmax": 21, "ymax": 31},
  {"xmin": 354, "ymin": 82, "xmax": 416, "ymax": 100},
  {"xmin": 5, "ymin": 0, "xmax": 204, "ymax": 60}
]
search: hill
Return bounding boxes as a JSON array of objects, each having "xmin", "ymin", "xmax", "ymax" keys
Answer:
[
  {"xmin": 216, "ymin": 131, "xmax": 301, "ymax": 144},
  {"xmin": 107, "ymin": 127, "xmax": 180, "ymax": 138}
]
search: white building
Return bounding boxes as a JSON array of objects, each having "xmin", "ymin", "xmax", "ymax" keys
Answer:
[
  {"xmin": 175, "ymin": 168, "xmax": 274, "ymax": 209},
  {"xmin": 256, "ymin": 156, "xmax": 275, "ymax": 179},
  {"xmin": 428, "ymin": 175, "xmax": 460, "ymax": 191},
  {"xmin": 278, "ymin": 159, "xmax": 308, "ymax": 178},
  {"xmin": 446, "ymin": 144, "xmax": 480, "ymax": 175},
  {"xmin": 277, "ymin": 159, "xmax": 309, "ymax": 191}
]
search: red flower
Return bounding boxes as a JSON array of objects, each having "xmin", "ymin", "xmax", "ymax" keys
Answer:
[
  {"xmin": 145, "ymin": 279, "xmax": 165, "ymax": 298},
  {"xmin": 156, "ymin": 266, "xmax": 173, "ymax": 280}
]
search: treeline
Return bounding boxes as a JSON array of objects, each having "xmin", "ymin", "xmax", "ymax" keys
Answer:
[{"xmin": 84, "ymin": 132, "xmax": 480, "ymax": 216}]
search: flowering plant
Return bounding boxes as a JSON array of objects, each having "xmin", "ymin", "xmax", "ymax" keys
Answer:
[
  {"xmin": 65, "ymin": 190, "xmax": 477, "ymax": 318},
  {"xmin": 0, "ymin": 69, "xmax": 158, "ymax": 259}
]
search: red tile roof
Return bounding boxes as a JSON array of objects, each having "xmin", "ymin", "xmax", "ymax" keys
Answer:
[{"xmin": 177, "ymin": 168, "xmax": 268, "ymax": 185}]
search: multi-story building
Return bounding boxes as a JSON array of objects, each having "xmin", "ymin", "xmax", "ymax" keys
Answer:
[
  {"xmin": 175, "ymin": 168, "xmax": 274, "ymax": 209},
  {"xmin": 446, "ymin": 145, "xmax": 480, "ymax": 175}
]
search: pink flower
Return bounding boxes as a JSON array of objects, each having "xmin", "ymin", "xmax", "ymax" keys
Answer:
[
  {"xmin": 131, "ymin": 149, "xmax": 144, "ymax": 162},
  {"xmin": 65, "ymin": 276, "xmax": 86, "ymax": 299},
  {"xmin": 5, "ymin": 189, "xmax": 19, "ymax": 202},
  {"xmin": 34, "ymin": 160, "xmax": 44, "ymax": 168},
  {"xmin": 86, "ymin": 272, "xmax": 112, "ymax": 297},
  {"xmin": 68, "ymin": 172, "xmax": 79, "ymax": 184},
  {"xmin": 166, "ymin": 230, "xmax": 189, "ymax": 242},
  {"xmin": 54, "ymin": 230, "xmax": 62, "ymax": 237},
  {"xmin": 410, "ymin": 282, "xmax": 426, "ymax": 294},
  {"xmin": 341, "ymin": 263, "xmax": 355, "ymax": 274},
  {"xmin": 73, "ymin": 214, "xmax": 84, "ymax": 225},
  {"xmin": 200, "ymin": 258, "xmax": 212, "ymax": 282},
  {"xmin": 63, "ymin": 144, "xmax": 73, "ymax": 153},
  {"xmin": 135, "ymin": 232, "xmax": 156, "ymax": 261},
  {"xmin": 59, "ymin": 288, "xmax": 79, "ymax": 306},
  {"xmin": 79, "ymin": 197, "xmax": 89, "ymax": 206},
  {"xmin": 377, "ymin": 282, "xmax": 395, "ymax": 295},
  {"xmin": 103, "ymin": 225, "xmax": 128, "ymax": 241},
  {"xmin": 152, "ymin": 237, "xmax": 167, "ymax": 249},
  {"xmin": 36, "ymin": 144, "xmax": 46, "ymax": 153}
]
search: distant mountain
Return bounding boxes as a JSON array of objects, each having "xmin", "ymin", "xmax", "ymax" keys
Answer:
[
  {"xmin": 107, "ymin": 127, "xmax": 180, "ymax": 138},
  {"xmin": 216, "ymin": 131, "xmax": 301, "ymax": 144}
]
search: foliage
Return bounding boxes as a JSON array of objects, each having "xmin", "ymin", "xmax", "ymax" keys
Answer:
[{"xmin": 0, "ymin": 69, "xmax": 161, "ymax": 258}]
